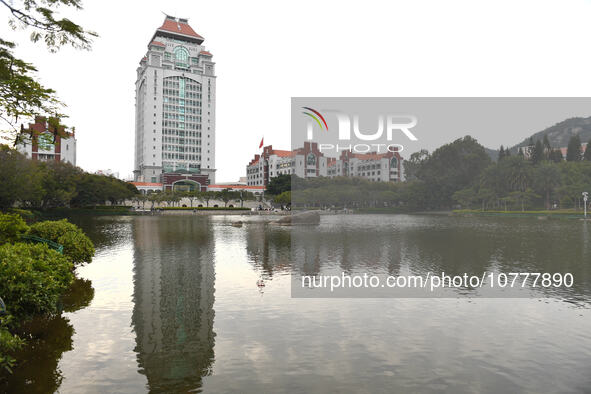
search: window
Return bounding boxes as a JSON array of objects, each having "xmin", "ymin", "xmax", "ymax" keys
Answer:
[
  {"xmin": 390, "ymin": 156, "xmax": 398, "ymax": 168},
  {"xmin": 307, "ymin": 153, "xmax": 316, "ymax": 165},
  {"xmin": 174, "ymin": 46, "xmax": 189, "ymax": 67}
]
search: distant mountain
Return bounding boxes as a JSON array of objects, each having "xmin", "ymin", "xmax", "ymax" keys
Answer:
[
  {"xmin": 510, "ymin": 116, "xmax": 591, "ymax": 152},
  {"xmin": 485, "ymin": 116, "xmax": 591, "ymax": 160}
]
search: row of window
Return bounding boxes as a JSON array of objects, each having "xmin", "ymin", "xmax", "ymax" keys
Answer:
[
  {"xmin": 162, "ymin": 144, "xmax": 201, "ymax": 153},
  {"xmin": 163, "ymin": 153, "xmax": 201, "ymax": 161},
  {"xmin": 163, "ymin": 113, "xmax": 201, "ymax": 122},
  {"xmin": 162, "ymin": 121, "xmax": 200, "ymax": 130},
  {"xmin": 162, "ymin": 130, "xmax": 201, "ymax": 138},
  {"xmin": 163, "ymin": 104, "xmax": 200, "ymax": 114},
  {"xmin": 162, "ymin": 80, "xmax": 201, "ymax": 91}
]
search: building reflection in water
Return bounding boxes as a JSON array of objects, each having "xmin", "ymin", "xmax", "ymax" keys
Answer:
[
  {"xmin": 131, "ymin": 216, "xmax": 215, "ymax": 393},
  {"xmin": 244, "ymin": 223, "xmax": 291, "ymax": 278}
]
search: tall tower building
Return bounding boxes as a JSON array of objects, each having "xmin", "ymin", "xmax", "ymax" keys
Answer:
[{"xmin": 134, "ymin": 16, "xmax": 216, "ymax": 186}]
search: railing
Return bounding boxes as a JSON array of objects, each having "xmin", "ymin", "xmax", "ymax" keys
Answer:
[{"xmin": 19, "ymin": 235, "xmax": 64, "ymax": 254}]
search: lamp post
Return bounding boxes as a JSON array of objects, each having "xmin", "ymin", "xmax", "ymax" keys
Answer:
[{"xmin": 583, "ymin": 192, "xmax": 589, "ymax": 219}]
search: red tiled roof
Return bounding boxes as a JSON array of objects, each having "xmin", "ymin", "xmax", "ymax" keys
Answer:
[
  {"xmin": 131, "ymin": 182, "xmax": 162, "ymax": 187},
  {"xmin": 208, "ymin": 184, "xmax": 265, "ymax": 190},
  {"xmin": 353, "ymin": 153, "xmax": 388, "ymax": 160},
  {"xmin": 150, "ymin": 41, "xmax": 165, "ymax": 47},
  {"xmin": 271, "ymin": 150, "xmax": 293, "ymax": 158},
  {"xmin": 199, "ymin": 50, "xmax": 212, "ymax": 56},
  {"xmin": 158, "ymin": 18, "xmax": 203, "ymax": 40}
]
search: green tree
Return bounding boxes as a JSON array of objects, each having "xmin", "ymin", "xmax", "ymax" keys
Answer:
[
  {"xmin": 452, "ymin": 187, "xmax": 478, "ymax": 209},
  {"xmin": 566, "ymin": 135, "xmax": 582, "ymax": 162},
  {"xmin": 217, "ymin": 188, "xmax": 236, "ymax": 207},
  {"xmin": 508, "ymin": 188, "xmax": 538, "ymax": 211},
  {"xmin": 498, "ymin": 146, "xmax": 505, "ymax": 161},
  {"xmin": 531, "ymin": 139, "xmax": 544, "ymax": 164},
  {"xmin": 0, "ymin": 145, "xmax": 43, "ymax": 209},
  {"xmin": 583, "ymin": 139, "xmax": 591, "ymax": 161},
  {"xmin": 38, "ymin": 160, "xmax": 82, "ymax": 208},
  {"xmin": 201, "ymin": 191, "xmax": 214, "ymax": 207},
  {"xmin": 415, "ymin": 136, "xmax": 491, "ymax": 208},
  {"xmin": 403, "ymin": 149, "xmax": 429, "ymax": 180},
  {"xmin": 273, "ymin": 191, "xmax": 291, "ymax": 206},
  {"xmin": 184, "ymin": 190, "xmax": 198, "ymax": 207},
  {"xmin": 266, "ymin": 174, "xmax": 291, "ymax": 196},
  {"xmin": 533, "ymin": 162, "xmax": 562, "ymax": 209},
  {"xmin": 1, "ymin": 0, "xmax": 96, "ymax": 142},
  {"xmin": 543, "ymin": 134, "xmax": 552, "ymax": 159}
]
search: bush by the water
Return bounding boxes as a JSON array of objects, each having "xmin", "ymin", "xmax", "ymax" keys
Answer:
[
  {"xmin": 0, "ymin": 213, "xmax": 28, "ymax": 245},
  {"xmin": 28, "ymin": 219, "xmax": 95, "ymax": 266},
  {"xmin": 0, "ymin": 243, "xmax": 74, "ymax": 319},
  {"xmin": 0, "ymin": 321, "xmax": 23, "ymax": 373}
]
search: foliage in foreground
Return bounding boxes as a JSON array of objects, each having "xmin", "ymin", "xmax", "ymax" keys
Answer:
[
  {"xmin": 28, "ymin": 219, "xmax": 94, "ymax": 266},
  {"xmin": 0, "ymin": 213, "xmax": 95, "ymax": 373},
  {"xmin": 0, "ymin": 213, "xmax": 28, "ymax": 244},
  {"xmin": 0, "ymin": 243, "xmax": 73, "ymax": 319}
]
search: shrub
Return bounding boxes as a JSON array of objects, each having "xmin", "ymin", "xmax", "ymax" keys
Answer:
[
  {"xmin": 0, "ymin": 243, "xmax": 74, "ymax": 319},
  {"xmin": 0, "ymin": 321, "xmax": 24, "ymax": 373},
  {"xmin": 28, "ymin": 219, "xmax": 95, "ymax": 265},
  {"xmin": 9, "ymin": 209, "xmax": 36, "ymax": 222},
  {"xmin": 0, "ymin": 213, "xmax": 29, "ymax": 245}
]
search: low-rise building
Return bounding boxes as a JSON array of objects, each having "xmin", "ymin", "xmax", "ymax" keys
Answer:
[
  {"xmin": 327, "ymin": 150, "xmax": 403, "ymax": 182},
  {"xmin": 246, "ymin": 142, "xmax": 403, "ymax": 185},
  {"xmin": 246, "ymin": 142, "xmax": 328, "ymax": 186},
  {"xmin": 16, "ymin": 116, "xmax": 76, "ymax": 165}
]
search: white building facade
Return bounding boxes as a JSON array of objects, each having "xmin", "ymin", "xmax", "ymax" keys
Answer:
[
  {"xmin": 246, "ymin": 143, "xmax": 328, "ymax": 187},
  {"xmin": 134, "ymin": 16, "xmax": 216, "ymax": 184},
  {"xmin": 327, "ymin": 151, "xmax": 404, "ymax": 182},
  {"xmin": 246, "ymin": 143, "xmax": 403, "ymax": 186}
]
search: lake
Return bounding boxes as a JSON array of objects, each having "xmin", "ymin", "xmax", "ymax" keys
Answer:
[{"xmin": 2, "ymin": 214, "xmax": 591, "ymax": 393}]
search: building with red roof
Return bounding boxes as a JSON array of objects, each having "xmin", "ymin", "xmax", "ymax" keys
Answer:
[
  {"xmin": 327, "ymin": 150, "xmax": 403, "ymax": 182},
  {"xmin": 16, "ymin": 116, "xmax": 76, "ymax": 165},
  {"xmin": 134, "ymin": 16, "xmax": 217, "ymax": 186},
  {"xmin": 246, "ymin": 142, "xmax": 404, "ymax": 186},
  {"xmin": 246, "ymin": 142, "xmax": 330, "ymax": 186}
]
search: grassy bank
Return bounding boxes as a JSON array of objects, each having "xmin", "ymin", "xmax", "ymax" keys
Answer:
[
  {"xmin": 46, "ymin": 206, "xmax": 135, "ymax": 216},
  {"xmin": 453, "ymin": 209, "xmax": 587, "ymax": 219},
  {"xmin": 160, "ymin": 206, "xmax": 251, "ymax": 211}
]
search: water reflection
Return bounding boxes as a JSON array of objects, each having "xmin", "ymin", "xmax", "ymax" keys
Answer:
[
  {"xmin": 131, "ymin": 216, "xmax": 216, "ymax": 393},
  {"xmin": 3, "ymin": 214, "xmax": 591, "ymax": 393},
  {"xmin": 245, "ymin": 222, "xmax": 291, "ymax": 278},
  {"xmin": 0, "ymin": 277, "xmax": 95, "ymax": 393},
  {"xmin": 290, "ymin": 215, "xmax": 591, "ymax": 299}
]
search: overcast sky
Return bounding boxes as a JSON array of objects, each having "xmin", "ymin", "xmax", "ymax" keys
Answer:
[{"xmin": 2, "ymin": 0, "xmax": 591, "ymax": 181}]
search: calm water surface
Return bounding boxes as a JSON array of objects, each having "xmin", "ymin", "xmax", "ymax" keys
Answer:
[{"xmin": 2, "ymin": 214, "xmax": 591, "ymax": 393}]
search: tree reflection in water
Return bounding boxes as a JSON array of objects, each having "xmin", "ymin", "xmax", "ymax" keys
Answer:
[{"xmin": 0, "ymin": 277, "xmax": 95, "ymax": 393}]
